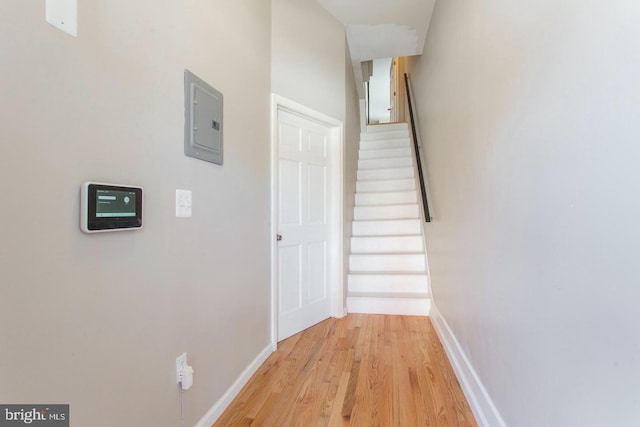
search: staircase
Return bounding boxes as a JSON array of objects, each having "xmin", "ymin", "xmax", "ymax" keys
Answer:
[{"xmin": 347, "ymin": 122, "xmax": 431, "ymax": 316}]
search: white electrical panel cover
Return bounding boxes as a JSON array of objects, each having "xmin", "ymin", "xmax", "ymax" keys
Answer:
[{"xmin": 184, "ymin": 70, "xmax": 223, "ymax": 165}]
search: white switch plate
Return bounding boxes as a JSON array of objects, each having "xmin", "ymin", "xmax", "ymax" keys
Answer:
[
  {"xmin": 46, "ymin": 0, "xmax": 78, "ymax": 37},
  {"xmin": 176, "ymin": 189, "xmax": 192, "ymax": 217},
  {"xmin": 176, "ymin": 352, "xmax": 187, "ymax": 384}
]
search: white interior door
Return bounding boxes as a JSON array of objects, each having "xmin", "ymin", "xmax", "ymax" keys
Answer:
[{"xmin": 277, "ymin": 109, "xmax": 332, "ymax": 341}]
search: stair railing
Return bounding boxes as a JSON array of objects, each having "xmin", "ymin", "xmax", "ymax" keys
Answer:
[{"xmin": 404, "ymin": 73, "xmax": 432, "ymax": 222}]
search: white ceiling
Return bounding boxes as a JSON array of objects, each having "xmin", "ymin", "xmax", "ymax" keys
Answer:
[{"xmin": 316, "ymin": 0, "xmax": 437, "ymax": 61}]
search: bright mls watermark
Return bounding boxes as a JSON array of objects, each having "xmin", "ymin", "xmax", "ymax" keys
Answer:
[{"xmin": 0, "ymin": 405, "xmax": 68, "ymax": 426}]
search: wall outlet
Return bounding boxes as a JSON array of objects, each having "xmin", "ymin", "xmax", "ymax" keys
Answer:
[{"xmin": 176, "ymin": 352, "xmax": 187, "ymax": 384}]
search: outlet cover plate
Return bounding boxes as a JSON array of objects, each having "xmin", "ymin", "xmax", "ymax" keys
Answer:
[{"xmin": 176, "ymin": 352, "xmax": 187, "ymax": 383}]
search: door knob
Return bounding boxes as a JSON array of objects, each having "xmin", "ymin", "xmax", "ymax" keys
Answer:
[{"xmin": 276, "ymin": 234, "xmax": 283, "ymax": 241}]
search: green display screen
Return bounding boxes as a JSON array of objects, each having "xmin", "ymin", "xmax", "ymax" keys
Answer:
[{"xmin": 95, "ymin": 189, "xmax": 137, "ymax": 218}]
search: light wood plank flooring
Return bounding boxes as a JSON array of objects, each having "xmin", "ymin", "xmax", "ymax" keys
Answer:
[{"xmin": 213, "ymin": 314, "xmax": 477, "ymax": 426}]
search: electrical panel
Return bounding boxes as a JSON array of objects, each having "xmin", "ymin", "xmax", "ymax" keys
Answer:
[{"xmin": 184, "ymin": 70, "xmax": 223, "ymax": 165}]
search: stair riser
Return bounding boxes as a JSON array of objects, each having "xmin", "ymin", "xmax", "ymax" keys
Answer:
[
  {"xmin": 357, "ymin": 167, "xmax": 414, "ymax": 181},
  {"xmin": 354, "ymin": 204, "xmax": 419, "ymax": 221},
  {"xmin": 348, "ymin": 274, "xmax": 428, "ymax": 294},
  {"xmin": 360, "ymin": 130, "xmax": 409, "ymax": 141},
  {"xmin": 358, "ymin": 157, "xmax": 412, "ymax": 169},
  {"xmin": 365, "ymin": 123, "xmax": 408, "ymax": 133},
  {"xmin": 347, "ymin": 297, "xmax": 431, "ymax": 316},
  {"xmin": 352, "ymin": 220, "xmax": 421, "ymax": 236},
  {"xmin": 355, "ymin": 191, "xmax": 417, "ymax": 206},
  {"xmin": 356, "ymin": 179, "xmax": 415, "ymax": 193},
  {"xmin": 350, "ymin": 254, "xmax": 426, "ymax": 272},
  {"xmin": 359, "ymin": 148, "xmax": 411, "ymax": 160},
  {"xmin": 360, "ymin": 139, "xmax": 410, "ymax": 151},
  {"xmin": 350, "ymin": 236, "xmax": 424, "ymax": 253}
]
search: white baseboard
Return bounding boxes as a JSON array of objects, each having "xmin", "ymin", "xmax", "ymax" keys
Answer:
[
  {"xmin": 429, "ymin": 303, "xmax": 506, "ymax": 427},
  {"xmin": 195, "ymin": 344, "xmax": 273, "ymax": 427},
  {"xmin": 347, "ymin": 296, "xmax": 431, "ymax": 316}
]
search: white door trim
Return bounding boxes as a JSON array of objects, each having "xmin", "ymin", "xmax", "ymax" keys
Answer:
[{"xmin": 270, "ymin": 94, "xmax": 344, "ymax": 350}]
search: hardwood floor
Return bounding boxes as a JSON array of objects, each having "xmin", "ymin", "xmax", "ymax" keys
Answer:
[{"xmin": 213, "ymin": 314, "xmax": 477, "ymax": 426}]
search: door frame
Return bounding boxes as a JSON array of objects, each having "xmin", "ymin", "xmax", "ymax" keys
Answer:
[{"xmin": 270, "ymin": 94, "xmax": 345, "ymax": 349}]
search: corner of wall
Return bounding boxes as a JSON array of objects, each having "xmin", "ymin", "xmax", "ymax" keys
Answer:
[
  {"xmin": 194, "ymin": 344, "xmax": 273, "ymax": 427},
  {"xmin": 429, "ymin": 303, "xmax": 506, "ymax": 427}
]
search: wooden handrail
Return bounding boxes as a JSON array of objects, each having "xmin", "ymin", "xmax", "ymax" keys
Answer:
[{"xmin": 404, "ymin": 73, "xmax": 431, "ymax": 222}]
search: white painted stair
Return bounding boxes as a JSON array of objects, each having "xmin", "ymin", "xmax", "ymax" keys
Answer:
[{"xmin": 347, "ymin": 123, "xmax": 431, "ymax": 316}]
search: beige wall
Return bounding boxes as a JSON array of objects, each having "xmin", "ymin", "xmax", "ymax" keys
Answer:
[
  {"xmin": 0, "ymin": 1, "xmax": 271, "ymax": 426},
  {"xmin": 407, "ymin": 0, "xmax": 640, "ymax": 425},
  {"xmin": 271, "ymin": 0, "xmax": 346, "ymax": 121},
  {"xmin": 343, "ymin": 39, "xmax": 361, "ymax": 306}
]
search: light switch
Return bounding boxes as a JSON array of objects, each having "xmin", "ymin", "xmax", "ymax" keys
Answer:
[
  {"xmin": 176, "ymin": 190, "xmax": 192, "ymax": 218},
  {"xmin": 46, "ymin": 0, "xmax": 78, "ymax": 37}
]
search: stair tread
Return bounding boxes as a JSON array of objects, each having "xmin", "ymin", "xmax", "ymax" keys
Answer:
[
  {"xmin": 359, "ymin": 155, "xmax": 412, "ymax": 161},
  {"xmin": 356, "ymin": 190, "xmax": 417, "ymax": 194},
  {"xmin": 356, "ymin": 189, "xmax": 416, "ymax": 193},
  {"xmin": 357, "ymin": 177, "xmax": 414, "ymax": 183},
  {"xmin": 351, "ymin": 252, "xmax": 424, "ymax": 256},
  {"xmin": 360, "ymin": 143, "xmax": 410, "ymax": 151},
  {"xmin": 361, "ymin": 139, "xmax": 409, "ymax": 142},
  {"xmin": 353, "ymin": 218, "xmax": 420, "ymax": 224},
  {"xmin": 358, "ymin": 177, "xmax": 415, "ymax": 182},
  {"xmin": 353, "ymin": 234, "xmax": 422, "ymax": 239},
  {"xmin": 348, "ymin": 271, "xmax": 428, "ymax": 275},
  {"xmin": 362, "ymin": 128, "xmax": 408, "ymax": 133},
  {"xmin": 360, "ymin": 137, "xmax": 409, "ymax": 142},
  {"xmin": 358, "ymin": 166, "xmax": 413, "ymax": 171},
  {"xmin": 355, "ymin": 191, "xmax": 417, "ymax": 197},
  {"xmin": 359, "ymin": 158, "xmax": 412, "ymax": 162},
  {"xmin": 360, "ymin": 147, "xmax": 410, "ymax": 153},
  {"xmin": 361, "ymin": 135, "xmax": 410, "ymax": 140},
  {"xmin": 347, "ymin": 292, "xmax": 430, "ymax": 299},
  {"xmin": 354, "ymin": 203, "xmax": 419, "ymax": 208},
  {"xmin": 356, "ymin": 187, "xmax": 416, "ymax": 192},
  {"xmin": 355, "ymin": 205, "xmax": 418, "ymax": 209},
  {"xmin": 356, "ymin": 194, "xmax": 417, "ymax": 198},
  {"xmin": 349, "ymin": 252, "xmax": 424, "ymax": 256},
  {"xmin": 361, "ymin": 130, "xmax": 409, "ymax": 137},
  {"xmin": 361, "ymin": 145, "xmax": 409, "ymax": 150},
  {"xmin": 360, "ymin": 155, "xmax": 412, "ymax": 159},
  {"xmin": 362, "ymin": 130, "xmax": 408, "ymax": 134},
  {"xmin": 366, "ymin": 122, "xmax": 407, "ymax": 129}
]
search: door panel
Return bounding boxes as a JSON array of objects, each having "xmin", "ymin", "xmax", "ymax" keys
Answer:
[
  {"xmin": 308, "ymin": 130, "xmax": 327, "ymax": 158},
  {"xmin": 277, "ymin": 109, "xmax": 332, "ymax": 341},
  {"xmin": 279, "ymin": 122, "xmax": 302, "ymax": 152},
  {"xmin": 308, "ymin": 163, "xmax": 326, "ymax": 224},
  {"xmin": 307, "ymin": 241, "xmax": 327, "ymax": 303},
  {"xmin": 278, "ymin": 245, "xmax": 302, "ymax": 315},
  {"xmin": 279, "ymin": 159, "xmax": 302, "ymax": 225}
]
